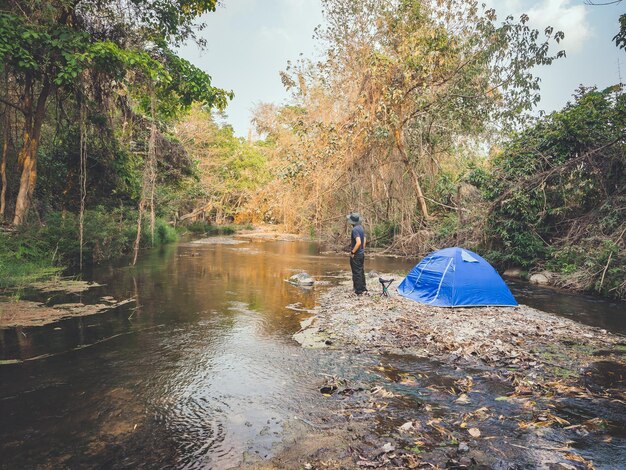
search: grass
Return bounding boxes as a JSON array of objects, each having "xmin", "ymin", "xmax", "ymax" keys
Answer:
[
  {"xmin": 0, "ymin": 259, "xmax": 62, "ymax": 289},
  {"xmin": 0, "ymin": 230, "xmax": 63, "ymax": 289},
  {"xmin": 0, "ymin": 207, "xmax": 179, "ymax": 290}
]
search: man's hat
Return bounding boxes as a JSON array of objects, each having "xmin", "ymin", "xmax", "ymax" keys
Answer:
[{"xmin": 346, "ymin": 212, "xmax": 363, "ymax": 225}]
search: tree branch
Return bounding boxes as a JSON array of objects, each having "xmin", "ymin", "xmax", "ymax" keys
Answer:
[{"xmin": 0, "ymin": 96, "xmax": 26, "ymax": 115}]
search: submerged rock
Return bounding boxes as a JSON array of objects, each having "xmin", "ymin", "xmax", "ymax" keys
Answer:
[
  {"xmin": 29, "ymin": 279, "xmax": 103, "ymax": 294},
  {"xmin": 0, "ymin": 297, "xmax": 134, "ymax": 328},
  {"xmin": 293, "ymin": 316, "xmax": 330, "ymax": 348},
  {"xmin": 293, "ymin": 327, "xmax": 329, "ymax": 348}
]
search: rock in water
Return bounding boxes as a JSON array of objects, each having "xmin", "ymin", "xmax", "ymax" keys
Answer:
[
  {"xmin": 529, "ymin": 273, "xmax": 550, "ymax": 285},
  {"xmin": 288, "ymin": 273, "xmax": 314, "ymax": 286}
]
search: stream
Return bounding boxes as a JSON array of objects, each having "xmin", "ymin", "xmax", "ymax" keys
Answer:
[{"xmin": 1, "ymin": 239, "xmax": 625, "ymax": 469}]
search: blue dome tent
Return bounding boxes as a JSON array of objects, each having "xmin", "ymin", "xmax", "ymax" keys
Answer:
[{"xmin": 397, "ymin": 247, "xmax": 518, "ymax": 307}]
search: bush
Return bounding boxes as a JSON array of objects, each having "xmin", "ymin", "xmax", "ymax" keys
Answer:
[
  {"xmin": 155, "ymin": 219, "xmax": 178, "ymax": 245},
  {"xmin": 187, "ymin": 221, "xmax": 211, "ymax": 233},
  {"xmin": 482, "ymin": 85, "xmax": 625, "ymax": 298}
]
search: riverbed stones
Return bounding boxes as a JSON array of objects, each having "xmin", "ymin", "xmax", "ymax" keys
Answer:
[
  {"xmin": 282, "ymin": 273, "xmax": 626, "ymax": 469},
  {"xmin": 190, "ymin": 236, "xmax": 246, "ymax": 245},
  {"xmin": 295, "ymin": 274, "xmax": 624, "ymax": 382}
]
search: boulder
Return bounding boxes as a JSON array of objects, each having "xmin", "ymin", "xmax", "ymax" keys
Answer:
[
  {"xmin": 288, "ymin": 272, "xmax": 315, "ymax": 286},
  {"xmin": 529, "ymin": 272, "xmax": 550, "ymax": 285}
]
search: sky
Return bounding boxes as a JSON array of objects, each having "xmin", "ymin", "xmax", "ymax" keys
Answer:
[{"xmin": 178, "ymin": 0, "xmax": 625, "ymax": 137}]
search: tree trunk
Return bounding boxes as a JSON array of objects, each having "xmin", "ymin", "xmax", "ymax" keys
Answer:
[
  {"xmin": 132, "ymin": 199, "xmax": 145, "ymax": 266},
  {"xmin": 1, "ymin": 117, "xmax": 7, "ymax": 219},
  {"xmin": 394, "ymin": 128, "xmax": 429, "ymax": 219},
  {"xmin": 133, "ymin": 88, "xmax": 158, "ymax": 264},
  {"xmin": 148, "ymin": 93, "xmax": 157, "ymax": 245},
  {"xmin": 79, "ymin": 90, "xmax": 87, "ymax": 270},
  {"xmin": 13, "ymin": 78, "xmax": 50, "ymax": 226}
]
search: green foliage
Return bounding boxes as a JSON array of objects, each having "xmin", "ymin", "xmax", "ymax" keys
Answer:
[
  {"xmin": 173, "ymin": 106, "xmax": 271, "ymax": 222},
  {"xmin": 37, "ymin": 121, "xmax": 143, "ymax": 208},
  {"xmin": 155, "ymin": 218, "xmax": 179, "ymax": 244},
  {"xmin": 0, "ymin": 207, "xmax": 179, "ymax": 287},
  {"xmin": 154, "ymin": 49, "xmax": 234, "ymax": 118},
  {"xmin": 615, "ymin": 13, "xmax": 626, "ymax": 50},
  {"xmin": 433, "ymin": 213, "xmax": 460, "ymax": 242},
  {"xmin": 433, "ymin": 172, "xmax": 457, "ymax": 207},
  {"xmin": 0, "ymin": 12, "xmax": 86, "ymax": 85},
  {"xmin": 485, "ymin": 85, "xmax": 625, "ymax": 298},
  {"xmin": 464, "ymin": 164, "xmax": 490, "ymax": 190}
]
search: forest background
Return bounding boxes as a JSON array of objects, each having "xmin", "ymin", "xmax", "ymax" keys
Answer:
[{"xmin": 0, "ymin": 0, "xmax": 624, "ymax": 300}]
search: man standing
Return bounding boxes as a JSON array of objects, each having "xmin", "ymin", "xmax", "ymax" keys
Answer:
[{"xmin": 347, "ymin": 213, "xmax": 367, "ymax": 295}]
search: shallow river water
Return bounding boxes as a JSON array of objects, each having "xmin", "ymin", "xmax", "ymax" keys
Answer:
[{"xmin": 1, "ymin": 239, "xmax": 625, "ymax": 469}]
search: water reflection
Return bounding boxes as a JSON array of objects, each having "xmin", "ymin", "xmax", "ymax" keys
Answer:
[
  {"xmin": 0, "ymin": 239, "xmax": 414, "ymax": 468},
  {"xmin": 507, "ymin": 278, "xmax": 626, "ymax": 334},
  {"xmin": 1, "ymin": 239, "xmax": 624, "ymax": 468}
]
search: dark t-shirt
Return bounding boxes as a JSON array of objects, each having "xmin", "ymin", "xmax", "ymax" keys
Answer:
[{"xmin": 351, "ymin": 225, "xmax": 365, "ymax": 255}]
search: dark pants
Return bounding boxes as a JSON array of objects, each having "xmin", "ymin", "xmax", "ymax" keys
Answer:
[{"xmin": 350, "ymin": 253, "xmax": 367, "ymax": 294}]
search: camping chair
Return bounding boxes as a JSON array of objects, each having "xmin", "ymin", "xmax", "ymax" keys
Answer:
[{"xmin": 379, "ymin": 277, "xmax": 395, "ymax": 297}]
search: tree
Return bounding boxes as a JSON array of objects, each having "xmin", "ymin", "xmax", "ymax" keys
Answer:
[
  {"xmin": 614, "ymin": 13, "xmax": 626, "ymax": 50},
  {"xmin": 173, "ymin": 106, "xmax": 271, "ymax": 224},
  {"xmin": 0, "ymin": 0, "xmax": 231, "ymax": 225},
  {"xmin": 484, "ymin": 85, "xmax": 625, "ymax": 297},
  {"xmin": 253, "ymin": 0, "xmax": 564, "ymax": 238}
]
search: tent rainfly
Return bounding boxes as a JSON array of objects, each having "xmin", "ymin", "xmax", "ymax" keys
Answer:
[{"xmin": 397, "ymin": 247, "xmax": 518, "ymax": 307}]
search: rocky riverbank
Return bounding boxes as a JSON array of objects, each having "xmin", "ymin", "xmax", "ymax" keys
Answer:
[
  {"xmin": 299, "ymin": 278, "xmax": 625, "ymax": 386},
  {"xmin": 269, "ymin": 274, "xmax": 626, "ymax": 469}
]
